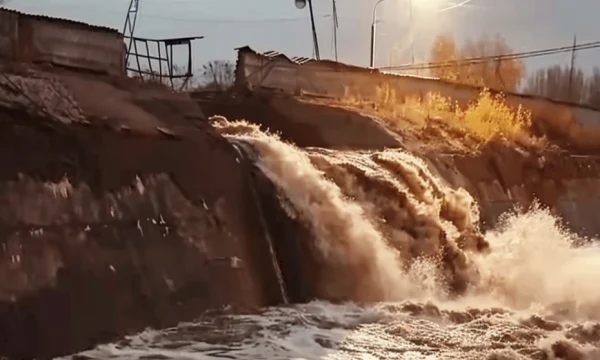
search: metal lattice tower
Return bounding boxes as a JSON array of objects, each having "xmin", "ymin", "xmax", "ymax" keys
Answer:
[{"xmin": 122, "ymin": 0, "xmax": 140, "ymax": 64}]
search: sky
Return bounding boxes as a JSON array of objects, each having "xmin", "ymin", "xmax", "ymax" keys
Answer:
[{"xmin": 3, "ymin": 0, "xmax": 600, "ymax": 79}]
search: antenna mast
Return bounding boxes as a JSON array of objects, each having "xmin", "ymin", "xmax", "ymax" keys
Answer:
[{"xmin": 122, "ymin": 0, "xmax": 140, "ymax": 64}]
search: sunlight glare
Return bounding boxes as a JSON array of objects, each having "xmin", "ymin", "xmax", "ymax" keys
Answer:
[{"xmin": 412, "ymin": 0, "xmax": 443, "ymax": 11}]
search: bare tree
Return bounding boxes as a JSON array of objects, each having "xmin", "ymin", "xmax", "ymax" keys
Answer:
[
  {"xmin": 525, "ymin": 65, "xmax": 600, "ymax": 108},
  {"xmin": 586, "ymin": 67, "xmax": 600, "ymax": 109},
  {"xmin": 200, "ymin": 60, "xmax": 235, "ymax": 90},
  {"xmin": 525, "ymin": 64, "xmax": 587, "ymax": 103}
]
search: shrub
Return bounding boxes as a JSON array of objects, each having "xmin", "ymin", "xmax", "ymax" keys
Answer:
[
  {"xmin": 461, "ymin": 89, "xmax": 532, "ymax": 140},
  {"xmin": 339, "ymin": 83, "xmax": 532, "ymax": 143}
]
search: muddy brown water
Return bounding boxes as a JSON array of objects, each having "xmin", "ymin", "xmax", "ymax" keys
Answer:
[{"xmin": 64, "ymin": 119, "xmax": 600, "ymax": 360}]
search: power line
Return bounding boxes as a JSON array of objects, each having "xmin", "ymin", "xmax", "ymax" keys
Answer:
[
  {"xmin": 437, "ymin": 0, "xmax": 476, "ymax": 13},
  {"xmin": 379, "ymin": 41, "xmax": 600, "ymax": 72},
  {"xmin": 146, "ymin": 13, "xmax": 332, "ymax": 24},
  {"xmin": 3, "ymin": 0, "xmax": 477, "ymax": 25},
  {"xmin": 8, "ymin": 2, "xmax": 335, "ymax": 24}
]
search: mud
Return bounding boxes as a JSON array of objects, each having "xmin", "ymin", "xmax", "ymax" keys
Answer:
[
  {"xmin": 200, "ymin": 93, "xmax": 600, "ymax": 238},
  {"xmin": 432, "ymin": 149, "xmax": 600, "ymax": 237},
  {"xmin": 194, "ymin": 92, "xmax": 403, "ymax": 150},
  {"xmin": 3, "ymin": 64, "xmax": 600, "ymax": 360},
  {"xmin": 0, "ymin": 70, "xmax": 288, "ymax": 359},
  {"xmin": 213, "ymin": 118, "xmax": 485, "ymax": 303},
  {"xmin": 66, "ymin": 117, "xmax": 600, "ymax": 360}
]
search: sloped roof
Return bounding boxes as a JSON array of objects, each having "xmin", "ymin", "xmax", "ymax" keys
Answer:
[
  {"xmin": 235, "ymin": 45, "xmax": 600, "ymax": 112},
  {"xmin": 235, "ymin": 45, "xmax": 439, "ymax": 81},
  {"xmin": 0, "ymin": 7, "xmax": 120, "ymax": 35},
  {"xmin": 236, "ymin": 46, "xmax": 377, "ymax": 73}
]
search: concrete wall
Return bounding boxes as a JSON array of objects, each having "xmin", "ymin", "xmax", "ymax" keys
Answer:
[
  {"xmin": 0, "ymin": 10, "xmax": 18, "ymax": 60},
  {"xmin": 24, "ymin": 18, "xmax": 125, "ymax": 76},
  {"xmin": 237, "ymin": 49, "xmax": 600, "ymax": 132},
  {"xmin": 0, "ymin": 9, "xmax": 125, "ymax": 76}
]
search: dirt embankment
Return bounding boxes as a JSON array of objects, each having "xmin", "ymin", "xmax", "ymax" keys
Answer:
[
  {"xmin": 0, "ymin": 69, "xmax": 292, "ymax": 359},
  {"xmin": 194, "ymin": 92, "xmax": 403, "ymax": 150},
  {"xmin": 198, "ymin": 92, "xmax": 600, "ymax": 239},
  {"xmin": 3, "ymin": 65, "xmax": 600, "ymax": 358},
  {"xmin": 429, "ymin": 148, "xmax": 600, "ymax": 237}
]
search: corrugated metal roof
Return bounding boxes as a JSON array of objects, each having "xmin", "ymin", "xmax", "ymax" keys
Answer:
[
  {"xmin": 236, "ymin": 46, "xmax": 439, "ymax": 80},
  {"xmin": 235, "ymin": 45, "xmax": 600, "ymax": 113},
  {"xmin": 262, "ymin": 50, "xmax": 283, "ymax": 58},
  {"xmin": 0, "ymin": 7, "xmax": 121, "ymax": 35},
  {"xmin": 291, "ymin": 56, "xmax": 312, "ymax": 65}
]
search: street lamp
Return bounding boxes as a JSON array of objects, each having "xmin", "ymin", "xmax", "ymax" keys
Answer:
[
  {"xmin": 369, "ymin": 0, "xmax": 414, "ymax": 69},
  {"xmin": 369, "ymin": 0, "xmax": 388, "ymax": 69},
  {"xmin": 294, "ymin": 0, "xmax": 321, "ymax": 60}
]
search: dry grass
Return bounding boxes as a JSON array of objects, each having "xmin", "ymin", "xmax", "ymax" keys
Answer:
[
  {"xmin": 461, "ymin": 90, "xmax": 532, "ymax": 140},
  {"xmin": 340, "ymin": 83, "xmax": 534, "ymax": 144}
]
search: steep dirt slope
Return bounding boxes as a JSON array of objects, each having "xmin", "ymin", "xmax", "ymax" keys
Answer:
[
  {"xmin": 0, "ymin": 69, "xmax": 288, "ymax": 359},
  {"xmin": 198, "ymin": 92, "xmax": 600, "ymax": 239},
  {"xmin": 194, "ymin": 92, "xmax": 403, "ymax": 149}
]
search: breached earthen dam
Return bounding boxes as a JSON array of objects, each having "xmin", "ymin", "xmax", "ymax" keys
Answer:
[{"xmin": 2, "ymin": 63, "xmax": 600, "ymax": 359}]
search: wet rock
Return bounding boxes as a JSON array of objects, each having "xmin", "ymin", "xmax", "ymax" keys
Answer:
[{"xmin": 550, "ymin": 340, "xmax": 585, "ymax": 360}]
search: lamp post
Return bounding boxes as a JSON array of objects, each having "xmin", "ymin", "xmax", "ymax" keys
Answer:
[
  {"xmin": 295, "ymin": 0, "xmax": 321, "ymax": 60},
  {"xmin": 369, "ymin": 0, "xmax": 387, "ymax": 69},
  {"xmin": 370, "ymin": 0, "xmax": 413, "ymax": 69}
]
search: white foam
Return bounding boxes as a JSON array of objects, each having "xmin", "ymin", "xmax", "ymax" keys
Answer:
[{"xmin": 62, "ymin": 119, "xmax": 600, "ymax": 359}]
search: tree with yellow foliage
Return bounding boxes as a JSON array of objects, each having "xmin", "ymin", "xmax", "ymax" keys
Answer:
[
  {"xmin": 429, "ymin": 33, "xmax": 526, "ymax": 92},
  {"xmin": 429, "ymin": 34, "xmax": 460, "ymax": 82}
]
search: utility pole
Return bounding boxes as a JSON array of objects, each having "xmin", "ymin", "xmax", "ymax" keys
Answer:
[
  {"xmin": 495, "ymin": 56, "xmax": 505, "ymax": 90},
  {"xmin": 308, "ymin": 0, "xmax": 321, "ymax": 60},
  {"xmin": 294, "ymin": 0, "xmax": 320, "ymax": 60},
  {"xmin": 409, "ymin": 0, "xmax": 414, "ymax": 65},
  {"xmin": 568, "ymin": 34, "xmax": 577, "ymax": 102},
  {"xmin": 332, "ymin": 0, "xmax": 339, "ymax": 61}
]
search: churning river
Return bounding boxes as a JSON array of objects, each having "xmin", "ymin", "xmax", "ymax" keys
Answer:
[{"xmin": 62, "ymin": 119, "xmax": 600, "ymax": 360}]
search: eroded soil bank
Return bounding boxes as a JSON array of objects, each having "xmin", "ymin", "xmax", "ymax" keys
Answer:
[
  {"xmin": 198, "ymin": 92, "xmax": 600, "ymax": 239},
  {"xmin": 0, "ymin": 70, "xmax": 294, "ymax": 359},
  {"xmin": 2, "ymin": 67, "xmax": 600, "ymax": 359}
]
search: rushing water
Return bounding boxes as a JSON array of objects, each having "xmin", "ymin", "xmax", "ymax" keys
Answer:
[{"xmin": 64, "ymin": 118, "xmax": 600, "ymax": 360}]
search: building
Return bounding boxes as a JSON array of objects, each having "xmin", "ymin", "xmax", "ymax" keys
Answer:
[
  {"xmin": 235, "ymin": 45, "xmax": 600, "ymax": 130},
  {"xmin": 0, "ymin": 8, "xmax": 125, "ymax": 76}
]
